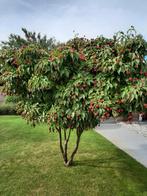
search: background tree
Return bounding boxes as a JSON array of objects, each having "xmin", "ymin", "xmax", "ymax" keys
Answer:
[
  {"xmin": 1, "ymin": 28, "xmax": 56, "ymax": 50},
  {"xmin": 0, "ymin": 27, "xmax": 147, "ymax": 166}
]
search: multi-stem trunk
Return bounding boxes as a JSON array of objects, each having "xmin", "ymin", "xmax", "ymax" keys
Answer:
[
  {"xmin": 57, "ymin": 127, "xmax": 83, "ymax": 167},
  {"xmin": 65, "ymin": 129, "xmax": 82, "ymax": 166}
]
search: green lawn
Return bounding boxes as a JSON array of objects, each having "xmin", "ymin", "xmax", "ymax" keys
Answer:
[{"xmin": 0, "ymin": 116, "xmax": 147, "ymax": 196}]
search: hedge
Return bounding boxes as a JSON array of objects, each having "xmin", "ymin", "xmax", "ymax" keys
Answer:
[{"xmin": 0, "ymin": 103, "xmax": 16, "ymax": 115}]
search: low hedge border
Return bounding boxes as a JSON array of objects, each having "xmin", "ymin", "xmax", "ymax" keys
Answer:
[{"xmin": 0, "ymin": 103, "xmax": 17, "ymax": 115}]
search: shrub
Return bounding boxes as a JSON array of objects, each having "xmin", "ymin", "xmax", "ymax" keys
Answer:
[
  {"xmin": 5, "ymin": 96, "xmax": 18, "ymax": 104},
  {"xmin": 0, "ymin": 103, "xmax": 16, "ymax": 115}
]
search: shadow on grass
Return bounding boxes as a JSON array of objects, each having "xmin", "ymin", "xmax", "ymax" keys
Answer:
[
  {"xmin": 73, "ymin": 156, "xmax": 128, "ymax": 169},
  {"xmin": 74, "ymin": 147, "xmax": 147, "ymax": 170},
  {"xmin": 71, "ymin": 147, "xmax": 147, "ymax": 192}
]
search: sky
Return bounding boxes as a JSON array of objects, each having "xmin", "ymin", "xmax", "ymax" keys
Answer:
[{"xmin": 0, "ymin": 0, "xmax": 147, "ymax": 42}]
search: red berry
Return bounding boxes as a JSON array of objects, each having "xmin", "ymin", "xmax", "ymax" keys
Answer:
[{"xmin": 79, "ymin": 54, "xmax": 86, "ymax": 61}]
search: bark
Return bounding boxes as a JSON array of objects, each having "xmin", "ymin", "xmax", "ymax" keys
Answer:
[
  {"xmin": 63, "ymin": 129, "xmax": 68, "ymax": 163},
  {"xmin": 63, "ymin": 129, "xmax": 72, "ymax": 164},
  {"xmin": 65, "ymin": 129, "xmax": 83, "ymax": 167},
  {"xmin": 57, "ymin": 127, "xmax": 83, "ymax": 167},
  {"xmin": 57, "ymin": 127, "xmax": 67, "ymax": 164}
]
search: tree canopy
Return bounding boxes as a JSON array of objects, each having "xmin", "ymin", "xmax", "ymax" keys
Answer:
[
  {"xmin": 1, "ymin": 28, "xmax": 56, "ymax": 50},
  {"xmin": 0, "ymin": 27, "xmax": 147, "ymax": 166}
]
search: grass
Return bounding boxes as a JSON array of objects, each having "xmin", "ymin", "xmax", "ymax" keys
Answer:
[{"xmin": 0, "ymin": 116, "xmax": 147, "ymax": 196}]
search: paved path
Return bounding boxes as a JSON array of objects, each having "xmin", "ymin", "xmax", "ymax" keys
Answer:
[{"xmin": 95, "ymin": 120, "xmax": 147, "ymax": 168}]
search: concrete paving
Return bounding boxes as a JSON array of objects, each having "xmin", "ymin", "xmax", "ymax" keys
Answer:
[{"xmin": 95, "ymin": 119, "xmax": 147, "ymax": 168}]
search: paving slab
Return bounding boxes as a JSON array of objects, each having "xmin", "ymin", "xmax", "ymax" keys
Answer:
[{"xmin": 95, "ymin": 120, "xmax": 147, "ymax": 168}]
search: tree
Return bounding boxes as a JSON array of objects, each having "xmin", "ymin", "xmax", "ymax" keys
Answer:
[
  {"xmin": 0, "ymin": 27, "xmax": 147, "ymax": 166},
  {"xmin": 1, "ymin": 28, "xmax": 56, "ymax": 50}
]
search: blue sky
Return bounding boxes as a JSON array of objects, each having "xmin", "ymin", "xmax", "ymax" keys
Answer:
[{"xmin": 0, "ymin": 0, "xmax": 147, "ymax": 42}]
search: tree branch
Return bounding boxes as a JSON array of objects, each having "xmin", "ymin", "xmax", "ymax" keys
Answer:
[
  {"xmin": 67, "ymin": 129, "xmax": 71, "ymax": 142},
  {"xmin": 63, "ymin": 129, "xmax": 67, "ymax": 141},
  {"xmin": 66, "ymin": 129, "xmax": 83, "ymax": 166},
  {"xmin": 63, "ymin": 129, "xmax": 68, "ymax": 163},
  {"xmin": 57, "ymin": 127, "xmax": 65, "ymax": 160}
]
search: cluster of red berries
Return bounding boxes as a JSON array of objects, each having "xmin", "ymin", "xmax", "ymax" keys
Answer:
[
  {"xmin": 79, "ymin": 53, "xmax": 86, "ymax": 61},
  {"xmin": 127, "ymin": 112, "xmax": 133, "ymax": 121},
  {"xmin": 116, "ymin": 99, "xmax": 124, "ymax": 104},
  {"xmin": 128, "ymin": 77, "xmax": 139, "ymax": 82},
  {"xmin": 88, "ymin": 100, "xmax": 112, "ymax": 120},
  {"xmin": 12, "ymin": 58, "xmax": 19, "ymax": 67},
  {"xmin": 116, "ymin": 108, "xmax": 124, "ymax": 113}
]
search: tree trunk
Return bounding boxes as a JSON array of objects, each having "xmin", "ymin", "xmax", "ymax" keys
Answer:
[
  {"xmin": 57, "ymin": 127, "xmax": 67, "ymax": 164},
  {"xmin": 65, "ymin": 129, "xmax": 83, "ymax": 167},
  {"xmin": 57, "ymin": 127, "xmax": 83, "ymax": 167},
  {"xmin": 63, "ymin": 129, "xmax": 68, "ymax": 163}
]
